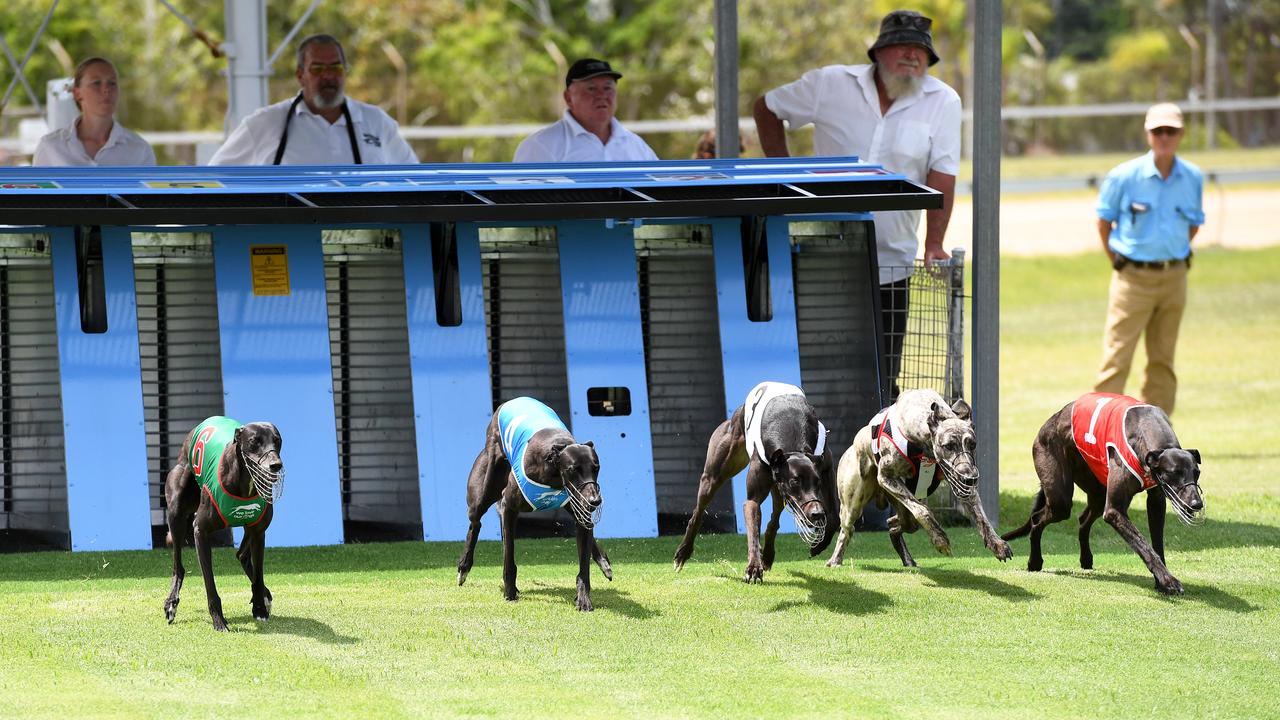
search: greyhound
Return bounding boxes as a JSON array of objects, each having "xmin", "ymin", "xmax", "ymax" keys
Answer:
[
  {"xmin": 673, "ymin": 381, "xmax": 838, "ymax": 583},
  {"xmin": 825, "ymin": 389, "xmax": 1012, "ymax": 569},
  {"xmin": 1002, "ymin": 392, "xmax": 1204, "ymax": 595},
  {"xmin": 163, "ymin": 416, "xmax": 284, "ymax": 631},
  {"xmin": 456, "ymin": 397, "xmax": 612, "ymax": 611}
]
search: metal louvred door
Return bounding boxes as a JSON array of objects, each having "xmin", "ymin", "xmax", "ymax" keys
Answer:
[
  {"xmin": 0, "ymin": 233, "xmax": 68, "ymax": 550},
  {"xmin": 323, "ymin": 230, "xmax": 422, "ymax": 541},
  {"xmin": 132, "ymin": 232, "xmax": 226, "ymax": 546},
  {"xmin": 479, "ymin": 227, "xmax": 573, "ymax": 535},
  {"xmin": 635, "ymin": 226, "xmax": 735, "ymax": 534},
  {"xmin": 790, "ymin": 221, "xmax": 883, "ymax": 467}
]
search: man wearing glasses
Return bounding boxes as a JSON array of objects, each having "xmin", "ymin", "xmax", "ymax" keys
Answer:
[
  {"xmin": 209, "ymin": 34, "xmax": 418, "ymax": 165},
  {"xmin": 1093, "ymin": 103, "xmax": 1204, "ymax": 415}
]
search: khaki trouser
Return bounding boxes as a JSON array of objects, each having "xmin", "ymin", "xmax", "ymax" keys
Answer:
[{"xmin": 1094, "ymin": 264, "xmax": 1188, "ymax": 415}]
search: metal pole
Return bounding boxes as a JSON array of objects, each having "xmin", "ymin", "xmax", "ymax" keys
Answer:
[
  {"xmin": 1205, "ymin": 0, "xmax": 1219, "ymax": 149},
  {"xmin": 223, "ymin": 0, "xmax": 269, "ymax": 134},
  {"xmin": 713, "ymin": 0, "xmax": 740, "ymax": 159},
  {"xmin": 973, "ymin": 1, "xmax": 1001, "ymax": 525}
]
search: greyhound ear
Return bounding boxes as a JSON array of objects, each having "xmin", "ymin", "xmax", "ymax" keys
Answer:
[
  {"xmin": 1144, "ymin": 450, "xmax": 1163, "ymax": 472},
  {"xmin": 929, "ymin": 401, "xmax": 948, "ymax": 430},
  {"xmin": 544, "ymin": 446, "xmax": 562, "ymax": 467},
  {"xmin": 234, "ymin": 426, "xmax": 245, "ymax": 444},
  {"xmin": 1188, "ymin": 448, "xmax": 1201, "ymax": 465},
  {"xmin": 951, "ymin": 398, "xmax": 972, "ymax": 421},
  {"xmin": 768, "ymin": 448, "xmax": 788, "ymax": 471},
  {"xmin": 583, "ymin": 440, "xmax": 594, "ymax": 449}
]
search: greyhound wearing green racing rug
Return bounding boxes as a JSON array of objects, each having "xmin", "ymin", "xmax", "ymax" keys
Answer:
[{"xmin": 163, "ymin": 416, "xmax": 285, "ymax": 631}]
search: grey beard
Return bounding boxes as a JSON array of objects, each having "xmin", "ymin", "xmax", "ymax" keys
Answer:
[
  {"xmin": 312, "ymin": 88, "xmax": 345, "ymax": 110},
  {"xmin": 876, "ymin": 64, "xmax": 925, "ymax": 100}
]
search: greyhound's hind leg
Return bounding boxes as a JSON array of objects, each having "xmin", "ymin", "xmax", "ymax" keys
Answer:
[
  {"xmin": 674, "ymin": 411, "xmax": 747, "ymax": 571},
  {"xmin": 457, "ymin": 447, "xmax": 506, "ymax": 586},
  {"xmin": 1078, "ymin": 488, "xmax": 1105, "ymax": 569},
  {"xmin": 887, "ymin": 501, "xmax": 917, "ymax": 567}
]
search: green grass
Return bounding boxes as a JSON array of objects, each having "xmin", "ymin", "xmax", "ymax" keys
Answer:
[{"xmin": 3, "ymin": 247, "xmax": 1280, "ymax": 719}]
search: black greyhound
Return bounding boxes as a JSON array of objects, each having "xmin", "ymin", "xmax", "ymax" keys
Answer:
[
  {"xmin": 163, "ymin": 417, "xmax": 284, "ymax": 631},
  {"xmin": 1002, "ymin": 393, "xmax": 1204, "ymax": 594},
  {"xmin": 674, "ymin": 381, "xmax": 838, "ymax": 583},
  {"xmin": 456, "ymin": 397, "xmax": 611, "ymax": 611}
]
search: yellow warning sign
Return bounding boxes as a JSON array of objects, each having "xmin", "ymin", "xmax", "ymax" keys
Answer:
[
  {"xmin": 250, "ymin": 245, "xmax": 290, "ymax": 296},
  {"xmin": 143, "ymin": 180, "xmax": 226, "ymax": 189}
]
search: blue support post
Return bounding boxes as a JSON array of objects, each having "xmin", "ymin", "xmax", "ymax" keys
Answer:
[
  {"xmin": 556, "ymin": 219, "xmax": 657, "ymax": 538},
  {"xmin": 711, "ymin": 216, "xmax": 803, "ymax": 534},
  {"xmin": 52, "ymin": 226, "xmax": 152, "ymax": 551},
  {"xmin": 211, "ymin": 226, "xmax": 343, "ymax": 547},
  {"xmin": 402, "ymin": 223, "xmax": 497, "ymax": 541}
]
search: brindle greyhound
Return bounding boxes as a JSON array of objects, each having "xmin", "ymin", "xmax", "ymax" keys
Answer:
[
  {"xmin": 163, "ymin": 417, "xmax": 284, "ymax": 631},
  {"xmin": 1002, "ymin": 393, "xmax": 1204, "ymax": 595},
  {"xmin": 825, "ymin": 389, "xmax": 1012, "ymax": 569},
  {"xmin": 673, "ymin": 382, "xmax": 838, "ymax": 583},
  {"xmin": 456, "ymin": 397, "xmax": 611, "ymax": 611}
]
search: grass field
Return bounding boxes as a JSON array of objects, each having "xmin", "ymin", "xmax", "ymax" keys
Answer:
[{"xmin": 2, "ymin": 247, "xmax": 1279, "ymax": 719}]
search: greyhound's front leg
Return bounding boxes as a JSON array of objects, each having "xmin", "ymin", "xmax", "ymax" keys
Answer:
[
  {"xmin": 1104, "ymin": 498, "xmax": 1182, "ymax": 595},
  {"xmin": 575, "ymin": 524, "xmax": 594, "ymax": 612},
  {"xmin": 249, "ymin": 530, "xmax": 270, "ymax": 621},
  {"xmin": 500, "ymin": 502, "xmax": 521, "ymax": 602},
  {"xmin": 1146, "ymin": 488, "xmax": 1168, "ymax": 564},
  {"xmin": 193, "ymin": 523, "xmax": 228, "ymax": 631},
  {"xmin": 961, "ymin": 493, "xmax": 1013, "ymax": 561},
  {"xmin": 761, "ymin": 486, "xmax": 784, "ymax": 571},
  {"xmin": 592, "ymin": 539, "xmax": 613, "ymax": 581},
  {"xmin": 878, "ymin": 470, "xmax": 951, "ymax": 556}
]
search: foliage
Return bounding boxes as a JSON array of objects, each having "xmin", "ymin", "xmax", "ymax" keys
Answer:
[{"xmin": 1, "ymin": 1, "xmax": 1278, "ymax": 162}]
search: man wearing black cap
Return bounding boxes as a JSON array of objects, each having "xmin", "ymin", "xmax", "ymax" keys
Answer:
[
  {"xmin": 514, "ymin": 58, "xmax": 658, "ymax": 163},
  {"xmin": 753, "ymin": 9, "xmax": 961, "ymax": 404}
]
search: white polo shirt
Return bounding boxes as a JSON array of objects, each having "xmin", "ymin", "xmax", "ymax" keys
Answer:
[
  {"xmin": 765, "ymin": 64, "xmax": 961, "ymax": 283},
  {"xmin": 208, "ymin": 96, "xmax": 419, "ymax": 166},
  {"xmin": 514, "ymin": 110, "xmax": 658, "ymax": 163},
  {"xmin": 32, "ymin": 118, "xmax": 156, "ymax": 167}
]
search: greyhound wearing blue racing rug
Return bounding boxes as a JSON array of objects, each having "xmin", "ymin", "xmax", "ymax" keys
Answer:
[{"xmin": 456, "ymin": 397, "xmax": 612, "ymax": 611}]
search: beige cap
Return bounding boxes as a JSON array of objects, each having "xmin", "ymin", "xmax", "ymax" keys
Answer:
[{"xmin": 1144, "ymin": 102, "xmax": 1184, "ymax": 130}]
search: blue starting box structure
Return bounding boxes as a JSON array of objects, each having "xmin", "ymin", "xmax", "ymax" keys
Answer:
[{"xmin": 0, "ymin": 157, "xmax": 939, "ymax": 551}]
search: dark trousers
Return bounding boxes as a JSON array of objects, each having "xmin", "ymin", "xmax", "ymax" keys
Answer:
[
  {"xmin": 879, "ymin": 278, "xmax": 910, "ymax": 402},
  {"xmin": 858, "ymin": 278, "xmax": 910, "ymax": 532}
]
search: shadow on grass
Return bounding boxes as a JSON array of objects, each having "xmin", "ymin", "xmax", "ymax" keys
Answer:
[
  {"xmin": 1045, "ymin": 569, "xmax": 1262, "ymax": 613},
  {"xmin": 517, "ymin": 583, "xmax": 660, "ymax": 620},
  {"xmin": 767, "ymin": 570, "xmax": 894, "ymax": 616},
  {"xmin": 250, "ymin": 614, "xmax": 360, "ymax": 644},
  {"xmin": 859, "ymin": 563, "xmax": 1042, "ymax": 601}
]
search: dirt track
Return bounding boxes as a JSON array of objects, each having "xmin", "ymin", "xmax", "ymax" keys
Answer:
[{"xmin": 929, "ymin": 186, "xmax": 1278, "ymax": 259}]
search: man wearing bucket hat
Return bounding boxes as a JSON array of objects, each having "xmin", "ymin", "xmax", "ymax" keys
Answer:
[
  {"xmin": 753, "ymin": 9, "xmax": 961, "ymax": 407},
  {"xmin": 754, "ymin": 9, "xmax": 959, "ymax": 533},
  {"xmin": 514, "ymin": 58, "xmax": 659, "ymax": 163},
  {"xmin": 1092, "ymin": 103, "xmax": 1204, "ymax": 415}
]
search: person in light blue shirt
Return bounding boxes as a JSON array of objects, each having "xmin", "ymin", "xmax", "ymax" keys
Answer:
[{"xmin": 1093, "ymin": 102, "xmax": 1205, "ymax": 415}]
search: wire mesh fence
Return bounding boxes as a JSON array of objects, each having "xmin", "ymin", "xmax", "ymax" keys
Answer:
[{"xmin": 878, "ymin": 250, "xmax": 970, "ymax": 522}]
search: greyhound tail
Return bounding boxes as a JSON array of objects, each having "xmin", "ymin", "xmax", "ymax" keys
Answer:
[{"xmin": 1000, "ymin": 490, "xmax": 1045, "ymax": 542}]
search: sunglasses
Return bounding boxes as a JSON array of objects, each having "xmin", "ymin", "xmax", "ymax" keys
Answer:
[
  {"xmin": 885, "ymin": 14, "xmax": 932, "ymax": 32},
  {"xmin": 1150, "ymin": 127, "xmax": 1182, "ymax": 137},
  {"xmin": 306, "ymin": 63, "xmax": 346, "ymax": 76}
]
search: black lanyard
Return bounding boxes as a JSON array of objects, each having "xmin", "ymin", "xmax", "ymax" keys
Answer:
[{"xmin": 273, "ymin": 93, "xmax": 363, "ymax": 165}]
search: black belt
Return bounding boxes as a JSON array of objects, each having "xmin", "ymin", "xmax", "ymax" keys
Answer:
[{"xmin": 1113, "ymin": 255, "xmax": 1189, "ymax": 271}]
